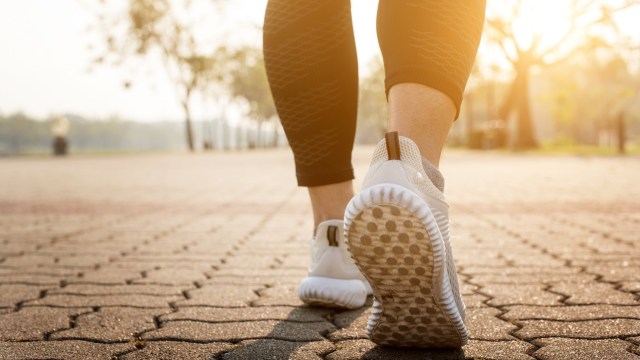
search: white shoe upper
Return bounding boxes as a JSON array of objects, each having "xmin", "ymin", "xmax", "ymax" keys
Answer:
[
  {"xmin": 304, "ymin": 219, "xmax": 373, "ymax": 294},
  {"xmin": 361, "ymin": 135, "xmax": 465, "ymax": 319}
]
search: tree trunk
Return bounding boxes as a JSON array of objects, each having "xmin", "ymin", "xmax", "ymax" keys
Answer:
[
  {"xmin": 182, "ymin": 99, "xmax": 195, "ymax": 152},
  {"xmin": 617, "ymin": 113, "xmax": 625, "ymax": 155},
  {"xmin": 514, "ymin": 63, "xmax": 537, "ymax": 149}
]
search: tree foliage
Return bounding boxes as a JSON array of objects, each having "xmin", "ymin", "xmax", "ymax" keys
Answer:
[
  {"xmin": 483, "ymin": 0, "xmax": 639, "ymax": 149},
  {"xmin": 93, "ymin": 0, "xmax": 227, "ymax": 151}
]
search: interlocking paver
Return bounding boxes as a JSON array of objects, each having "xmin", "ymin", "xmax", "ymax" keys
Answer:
[
  {"xmin": 221, "ymin": 339, "xmax": 334, "ymax": 360},
  {"xmin": 121, "ymin": 341, "xmax": 233, "ymax": 360},
  {"xmin": 49, "ymin": 284, "xmax": 185, "ymax": 296},
  {"xmin": 550, "ymin": 281, "xmax": 638, "ymax": 305},
  {"xmin": 253, "ymin": 284, "xmax": 306, "ymax": 307},
  {"xmin": 25, "ymin": 294, "xmax": 182, "ymax": 308},
  {"xmin": 326, "ymin": 307, "xmax": 371, "ymax": 341},
  {"xmin": 533, "ymin": 338, "xmax": 640, "ymax": 360},
  {"xmin": 0, "ymin": 307, "xmax": 91, "ymax": 341},
  {"xmin": 503, "ymin": 305, "xmax": 640, "ymax": 321},
  {"xmin": 481, "ymin": 284, "xmax": 564, "ymax": 306},
  {"xmin": 326, "ymin": 339, "xmax": 467, "ymax": 359},
  {"xmin": 50, "ymin": 307, "xmax": 171, "ymax": 342},
  {"xmin": 466, "ymin": 308, "xmax": 517, "ymax": 340},
  {"xmin": 0, "ymin": 341, "xmax": 134, "ymax": 360},
  {"xmin": 163, "ymin": 306, "xmax": 330, "ymax": 323},
  {"xmin": 515, "ymin": 318, "xmax": 640, "ymax": 340},
  {"xmin": 0, "ymin": 284, "xmax": 46, "ymax": 307},
  {"xmin": 178, "ymin": 285, "xmax": 259, "ymax": 307},
  {"xmin": 1, "ymin": 149, "xmax": 638, "ymax": 357},
  {"xmin": 142, "ymin": 320, "xmax": 335, "ymax": 342}
]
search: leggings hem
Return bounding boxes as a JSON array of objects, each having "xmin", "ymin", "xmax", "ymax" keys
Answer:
[
  {"xmin": 385, "ymin": 69, "xmax": 465, "ymax": 120},
  {"xmin": 296, "ymin": 167, "xmax": 355, "ymax": 187}
]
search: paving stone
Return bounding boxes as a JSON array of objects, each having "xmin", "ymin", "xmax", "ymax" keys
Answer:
[
  {"xmin": 178, "ymin": 285, "xmax": 259, "ymax": 307},
  {"xmin": 466, "ymin": 308, "xmax": 517, "ymax": 340},
  {"xmin": 462, "ymin": 294, "xmax": 490, "ymax": 308},
  {"xmin": 0, "ymin": 284, "xmax": 45, "ymax": 307},
  {"xmin": 163, "ymin": 306, "xmax": 330, "ymax": 323},
  {"xmin": 0, "ymin": 340, "xmax": 134, "ymax": 360},
  {"xmin": 49, "ymin": 284, "xmax": 185, "ymax": 296},
  {"xmin": 212, "ymin": 268, "xmax": 307, "ymax": 277},
  {"xmin": 326, "ymin": 339, "xmax": 467, "ymax": 360},
  {"xmin": 51, "ymin": 307, "xmax": 171, "ymax": 342},
  {"xmin": 25, "ymin": 294, "xmax": 182, "ymax": 308},
  {"xmin": 516, "ymin": 319, "xmax": 640, "ymax": 340},
  {"xmin": 121, "ymin": 341, "xmax": 234, "ymax": 360},
  {"xmin": 0, "ymin": 254, "xmax": 56, "ymax": 267},
  {"xmin": 327, "ymin": 307, "xmax": 371, "ymax": 341},
  {"xmin": 71, "ymin": 268, "xmax": 144, "ymax": 284},
  {"xmin": 199, "ymin": 275, "xmax": 298, "ymax": 286},
  {"xmin": 132, "ymin": 268, "xmax": 208, "ymax": 286},
  {"xmin": 0, "ymin": 307, "xmax": 90, "ymax": 341},
  {"xmin": 469, "ymin": 273, "xmax": 596, "ymax": 284},
  {"xmin": 585, "ymin": 266, "xmax": 640, "ymax": 282},
  {"xmin": 533, "ymin": 338, "xmax": 639, "ymax": 360},
  {"xmin": 0, "ymin": 273, "xmax": 64, "ymax": 285},
  {"xmin": 222, "ymin": 339, "xmax": 334, "ymax": 360},
  {"xmin": 481, "ymin": 284, "xmax": 563, "ymax": 306},
  {"xmin": 142, "ymin": 320, "xmax": 335, "ymax": 342},
  {"xmin": 464, "ymin": 266, "xmax": 580, "ymax": 276},
  {"xmin": 463, "ymin": 340, "xmax": 535, "ymax": 360},
  {"xmin": 55, "ymin": 255, "xmax": 111, "ymax": 267},
  {"xmin": 503, "ymin": 305, "xmax": 640, "ymax": 320},
  {"xmin": 460, "ymin": 282, "xmax": 479, "ymax": 295},
  {"xmin": 620, "ymin": 282, "xmax": 640, "ymax": 292},
  {"xmin": 550, "ymin": 281, "xmax": 638, "ymax": 305},
  {"xmin": 253, "ymin": 284, "xmax": 305, "ymax": 306},
  {"xmin": 221, "ymin": 255, "xmax": 277, "ymax": 269}
]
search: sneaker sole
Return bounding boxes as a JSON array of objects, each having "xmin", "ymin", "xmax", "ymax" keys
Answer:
[
  {"xmin": 345, "ymin": 184, "xmax": 468, "ymax": 347},
  {"xmin": 299, "ymin": 276, "xmax": 367, "ymax": 309}
]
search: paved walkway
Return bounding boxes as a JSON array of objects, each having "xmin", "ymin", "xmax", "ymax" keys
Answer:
[{"xmin": 0, "ymin": 148, "xmax": 639, "ymax": 359}]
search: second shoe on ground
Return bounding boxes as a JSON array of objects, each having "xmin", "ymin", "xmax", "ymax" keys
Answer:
[{"xmin": 299, "ymin": 219, "xmax": 373, "ymax": 309}]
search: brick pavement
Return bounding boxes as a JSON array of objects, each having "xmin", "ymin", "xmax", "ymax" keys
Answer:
[{"xmin": 0, "ymin": 148, "xmax": 638, "ymax": 359}]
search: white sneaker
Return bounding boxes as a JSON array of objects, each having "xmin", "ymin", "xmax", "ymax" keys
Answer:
[
  {"xmin": 345, "ymin": 132, "xmax": 467, "ymax": 347},
  {"xmin": 298, "ymin": 219, "xmax": 373, "ymax": 309}
]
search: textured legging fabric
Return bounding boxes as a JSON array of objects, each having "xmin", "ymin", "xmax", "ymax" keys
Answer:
[{"xmin": 263, "ymin": 0, "xmax": 485, "ymax": 187}]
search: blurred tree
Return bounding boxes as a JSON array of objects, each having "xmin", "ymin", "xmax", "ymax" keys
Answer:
[
  {"xmin": 485, "ymin": 0, "xmax": 638, "ymax": 149},
  {"xmin": 357, "ymin": 58, "xmax": 387, "ymax": 143},
  {"xmin": 543, "ymin": 50, "xmax": 637, "ymax": 149},
  {"xmin": 221, "ymin": 46, "xmax": 278, "ymax": 146},
  {"xmin": 92, "ymin": 0, "xmax": 227, "ymax": 151}
]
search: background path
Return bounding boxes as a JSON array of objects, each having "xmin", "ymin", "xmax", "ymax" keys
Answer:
[{"xmin": 0, "ymin": 149, "xmax": 639, "ymax": 359}]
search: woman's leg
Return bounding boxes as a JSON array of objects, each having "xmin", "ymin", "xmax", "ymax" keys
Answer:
[
  {"xmin": 263, "ymin": 0, "xmax": 371, "ymax": 310},
  {"xmin": 343, "ymin": 0, "xmax": 486, "ymax": 347},
  {"xmin": 263, "ymin": 0, "xmax": 359, "ymax": 231},
  {"xmin": 378, "ymin": 0, "xmax": 486, "ymax": 166}
]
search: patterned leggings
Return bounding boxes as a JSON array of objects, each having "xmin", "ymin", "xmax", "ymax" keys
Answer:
[{"xmin": 263, "ymin": 0, "xmax": 485, "ymax": 186}]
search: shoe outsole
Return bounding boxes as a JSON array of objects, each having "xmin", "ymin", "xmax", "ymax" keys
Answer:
[
  {"xmin": 345, "ymin": 184, "xmax": 468, "ymax": 347},
  {"xmin": 299, "ymin": 276, "xmax": 367, "ymax": 309}
]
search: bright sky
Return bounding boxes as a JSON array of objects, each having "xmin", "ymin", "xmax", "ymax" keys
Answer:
[
  {"xmin": 0, "ymin": 0, "xmax": 637, "ymax": 122},
  {"xmin": 0, "ymin": 0, "xmax": 379, "ymax": 122}
]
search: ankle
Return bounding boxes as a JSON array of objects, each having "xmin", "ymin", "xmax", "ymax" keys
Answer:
[{"xmin": 308, "ymin": 181, "xmax": 354, "ymax": 232}]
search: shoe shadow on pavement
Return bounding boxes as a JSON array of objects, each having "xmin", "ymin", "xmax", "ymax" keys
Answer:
[
  {"xmin": 361, "ymin": 346, "xmax": 465, "ymax": 360},
  {"xmin": 218, "ymin": 295, "xmax": 465, "ymax": 359}
]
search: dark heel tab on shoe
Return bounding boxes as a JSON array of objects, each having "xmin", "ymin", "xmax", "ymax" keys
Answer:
[
  {"xmin": 327, "ymin": 225, "xmax": 338, "ymax": 247},
  {"xmin": 385, "ymin": 131, "xmax": 401, "ymax": 160}
]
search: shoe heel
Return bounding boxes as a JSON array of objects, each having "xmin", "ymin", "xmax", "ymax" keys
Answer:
[{"xmin": 345, "ymin": 184, "xmax": 468, "ymax": 347}]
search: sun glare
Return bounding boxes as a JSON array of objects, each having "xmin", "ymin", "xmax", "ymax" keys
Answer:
[{"xmin": 511, "ymin": 2, "xmax": 573, "ymax": 50}]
